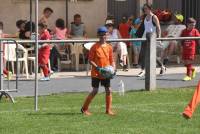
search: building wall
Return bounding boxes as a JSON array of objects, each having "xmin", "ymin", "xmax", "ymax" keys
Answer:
[
  {"xmin": 153, "ymin": 0, "xmax": 182, "ymax": 13},
  {"xmin": 0, "ymin": 0, "xmax": 107, "ymax": 37}
]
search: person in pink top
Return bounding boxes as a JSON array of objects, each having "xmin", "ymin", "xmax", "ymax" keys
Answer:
[
  {"xmin": 50, "ymin": 18, "xmax": 70, "ymax": 71},
  {"xmin": 53, "ymin": 18, "xmax": 69, "ymax": 40}
]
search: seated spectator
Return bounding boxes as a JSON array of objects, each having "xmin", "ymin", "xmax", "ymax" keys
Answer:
[
  {"xmin": 50, "ymin": 18, "xmax": 70, "ymax": 71},
  {"xmin": 16, "ymin": 19, "xmax": 27, "ymax": 39},
  {"xmin": 39, "ymin": 7, "xmax": 53, "ymax": 31},
  {"xmin": 24, "ymin": 21, "xmax": 36, "ymax": 39},
  {"xmin": 130, "ymin": 18, "xmax": 142, "ymax": 67},
  {"xmin": 161, "ymin": 14, "xmax": 186, "ymax": 65},
  {"xmin": 52, "ymin": 18, "xmax": 69, "ymax": 40},
  {"xmin": 106, "ymin": 20, "xmax": 128, "ymax": 71},
  {"xmin": 70, "ymin": 14, "xmax": 87, "ymax": 38}
]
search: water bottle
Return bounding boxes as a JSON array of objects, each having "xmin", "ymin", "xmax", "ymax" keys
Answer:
[
  {"xmin": 118, "ymin": 80, "xmax": 125, "ymax": 96},
  {"xmin": 31, "ymin": 33, "xmax": 36, "ymax": 40}
]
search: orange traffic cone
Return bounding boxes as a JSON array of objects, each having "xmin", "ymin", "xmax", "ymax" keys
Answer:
[
  {"xmin": 183, "ymin": 81, "xmax": 200, "ymax": 119},
  {"xmin": 105, "ymin": 94, "xmax": 115, "ymax": 115},
  {"xmin": 81, "ymin": 94, "xmax": 94, "ymax": 115}
]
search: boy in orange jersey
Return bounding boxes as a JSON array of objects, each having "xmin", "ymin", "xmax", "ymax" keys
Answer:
[{"xmin": 81, "ymin": 26, "xmax": 115, "ymax": 116}]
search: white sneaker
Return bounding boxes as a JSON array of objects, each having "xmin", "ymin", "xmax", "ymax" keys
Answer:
[
  {"xmin": 137, "ymin": 70, "xmax": 145, "ymax": 77},
  {"xmin": 40, "ymin": 77, "xmax": 50, "ymax": 81},
  {"xmin": 159, "ymin": 66, "xmax": 166, "ymax": 75},
  {"xmin": 119, "ymin": 60, "xmax": 124, "ymax": 67}
]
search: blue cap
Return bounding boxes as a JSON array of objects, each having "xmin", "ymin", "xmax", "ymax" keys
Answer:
[
  {"xmin": 97, "ymin": 26, "xmax": 108, "ymax": 33},
  {"xmin": 133, "ymin": 18, "xmax": 141, "ymax": 25}
]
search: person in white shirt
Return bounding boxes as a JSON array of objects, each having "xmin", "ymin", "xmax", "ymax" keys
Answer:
[
  {"xmin": 137, "ymin": 3, "xmax": 166, "ymax": 77},
  {"xmin": 105, "ymin": 20, "xmax": 129, "ymax": 71}
]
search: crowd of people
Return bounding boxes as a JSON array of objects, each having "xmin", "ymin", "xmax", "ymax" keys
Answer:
[
  {"xmin": 105, "ymin": 3, "xmax": 200, "ymax": 81},
  {"xmin": 1, "ymin": 4, "xmax": 200, "ymax": 82}
]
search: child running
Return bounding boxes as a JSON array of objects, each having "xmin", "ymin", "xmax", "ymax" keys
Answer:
[
  {"xmin": 81, "ymin": 26, "xmax": 115, "ymax": 116},
  {"xmin": 38, "ymin": 23, "xmax": 52, "ymax": 81},
  {"xmin": 181, "ymin": 18, "xmax": 200, "ymax": 81}
]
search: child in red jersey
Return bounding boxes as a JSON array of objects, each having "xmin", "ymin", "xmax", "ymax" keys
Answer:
[
  {"xmin": 38, "ymin": 23, "xmax": 52, "ymax": 81},
  {"xmin": 181, "ymin": 18, "xmax": 200, "ymax": 81}
]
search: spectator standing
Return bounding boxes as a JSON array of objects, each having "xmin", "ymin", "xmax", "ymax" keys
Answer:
[
  {"xmin": 137, "ymin": 4, "xmax": 166, "ymax": 77},
  {"xmin": 118, "ymin": 16, "xmax": 131, "ymax": 47},
  {"xmin": 130, "ymin": 18, "xmax": 142, "ymax": 67}
]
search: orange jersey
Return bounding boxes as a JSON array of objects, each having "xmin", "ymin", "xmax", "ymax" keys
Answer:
[{"xmin": 89, "ymin": 42, "xmax": 113, "ymax": 79}]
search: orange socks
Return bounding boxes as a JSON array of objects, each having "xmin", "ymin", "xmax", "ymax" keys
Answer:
[
  {"xmin": 183, "ymin": 81, "xmax": 200, "ymax": 119},
  {"xmin": 81, "ymin": 94, "xmax": 115, "ymax": 116},
  {"xmin": 106, "ymin": 94, "xmax": 115, "ymax": 115},
  {"xmin": 81, "ymin": 95, "xmax": 94, "ymax": 115}
]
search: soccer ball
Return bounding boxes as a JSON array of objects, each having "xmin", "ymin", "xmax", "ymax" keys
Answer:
[{"xmin": 101, "ymin": 66, "xmax": 116, "ymax": 79}]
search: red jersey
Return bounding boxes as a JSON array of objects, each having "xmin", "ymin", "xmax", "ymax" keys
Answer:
[
  {"xmin": 40, "ymin": 29, "xmax": 51, "ymax": 40},
  {"xmin": 38, "ymin": 29, "xmax": 51, "ymax": 65},
  {"xmin": 118, "ymin": 23, "xmax": 130, "ymax": 38},
  {"xmin": 181, "ymin": 28, "xmax": 200, "ymax": 55}
]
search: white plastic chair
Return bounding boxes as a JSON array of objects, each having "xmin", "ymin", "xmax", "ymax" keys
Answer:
[
  {"xmin": 4, "ymin": 43, "xmax": 29, "ymax": 79},
  {"xmin": 70, "ymin": 43, "xmax": 85, "ymax": 71}
]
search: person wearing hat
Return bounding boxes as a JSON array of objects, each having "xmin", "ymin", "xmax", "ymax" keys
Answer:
[
  {"xmin": 105, "ymin": 20, "xmax": 129, "ymax": 71},
  {"xmin": 81, "ymin": 26, "xmax": 115, "ymax": 116},
  {"xmin": 161, "ymin": 14, "xmax": 186, "ymax": 65}
]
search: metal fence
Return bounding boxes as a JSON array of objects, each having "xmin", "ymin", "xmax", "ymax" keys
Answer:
[
  {"xmin": 1, "ymin": 35, "xmax": 200, "ymax": 109},
  {"xmin": 0, "ymin": 39, "xmax": 20, "ymax": 103}
]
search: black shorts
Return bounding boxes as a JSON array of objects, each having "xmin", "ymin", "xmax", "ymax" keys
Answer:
[{"xmin": 92, "ymin": 77, "xmax": 111, "ymax": 88}]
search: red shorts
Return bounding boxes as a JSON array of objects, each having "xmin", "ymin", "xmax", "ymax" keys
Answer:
[
  {"xmin": 38, "ymin": 45, "xmax": 51, "ymax": 65},
  {"xmin": 182, "ymin": 54, "xmax": 195, "ymax": 60}
]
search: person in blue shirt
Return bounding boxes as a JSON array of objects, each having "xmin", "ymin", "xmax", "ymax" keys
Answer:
[{"xmin": 130, "ymin": 18, "xmax": 142, "ymax": 67}]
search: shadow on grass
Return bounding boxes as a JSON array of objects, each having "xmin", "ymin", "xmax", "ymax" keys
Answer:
[{"xmin": 28, "ymin": 112, "xmax": 82, "ymax": 116}]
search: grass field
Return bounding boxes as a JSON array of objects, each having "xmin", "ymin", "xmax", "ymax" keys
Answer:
[{"xmin": 0, "ymin": 88, "xmax": 200, "ymax": 134}]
